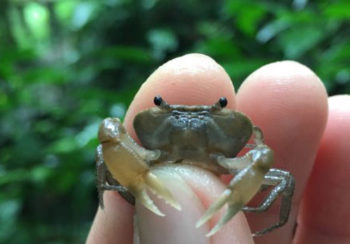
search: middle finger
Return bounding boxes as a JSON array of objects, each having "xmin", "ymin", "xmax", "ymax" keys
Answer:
[{"xmin": 236, "ymin": 61, "xmax": 328, "ymax": 243}]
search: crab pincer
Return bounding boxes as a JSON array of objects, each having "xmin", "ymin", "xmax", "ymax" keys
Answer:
[
  {"xmin": 196, "ymin": 129, "xmax": 274, "ymax": 236},
  {"xmin": 97, "ymin": 118, "xmax": 181, "ymax": 216}
]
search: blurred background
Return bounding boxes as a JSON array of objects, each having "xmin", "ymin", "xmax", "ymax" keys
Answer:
[{"xmin": 0, "ymin": 0, "xmax": 349, "ymax": 242}]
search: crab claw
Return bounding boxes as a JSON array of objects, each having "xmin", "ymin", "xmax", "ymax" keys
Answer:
[
  {"xmin": 196, "ymin": 145, "xmax": 274, "ymax": 236},
  {"xmin": 133, "ymin": 171, "xmax": 182, "ymax": 216},
  {"xmin": 98, "ymin": 118, "xmax": 181, "ymax": 216},
  {"xmin": 196, "ymin": 188, "xmax": 244, "ymax": 237}
]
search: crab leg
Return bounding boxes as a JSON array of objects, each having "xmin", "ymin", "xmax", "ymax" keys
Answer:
[
  {"xmin": 243, "ymin": 168, "xmax": 295, "ymax": 236},
  {"xmin": 197, "ymin": 127, "xmax": 274, "ymax": 237},
  {"xmin": 97, "ymin": 118, "xmax": 181, "ymax": 215},
  {"xmin": 96, "ymin": 144, "xmax": 136, "ymax": 207},
  {"xmin": 96, "ymin": 144, "xmax": 132, "ymax": 208}
]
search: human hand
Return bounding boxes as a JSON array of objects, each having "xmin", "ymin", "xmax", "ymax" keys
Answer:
[{"xmin": 87, "ymin": 54, "xmax": 350, "ymax": 244}]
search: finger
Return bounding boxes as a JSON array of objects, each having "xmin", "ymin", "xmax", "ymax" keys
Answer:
[
  {"xmin": 88, "ymin": 54, "xmax": 248, "ymax": 243},
  {"xmin": 236, "ymin": 61, "xmax": 328, "ymax": 244},
  {"xmin": 136, "ymin": 165, "xmax": 253, "ymax": 244},
  {"xmin": 87, "ymin": 191, "xmax": 134, "ymax": 243},
  {"xmin": 124, "ymin": 53, "xmax": 252, "ymax": 243},
  {"xmin": 294, "ymin": 95, "xmax": 350, "ymax": 244}
]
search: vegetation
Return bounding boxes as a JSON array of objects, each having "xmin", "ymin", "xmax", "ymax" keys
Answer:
[{"xmin": 0, "ymin": 0, "xmax": 349, "ymax": 242}]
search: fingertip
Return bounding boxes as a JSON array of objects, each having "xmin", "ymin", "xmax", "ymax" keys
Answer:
[
  {"xmin": 136, "ymin": 53, "xmax": 235, "ymax": 107},
  {"xmin": 328, "ymin": 94, "xmax": 350, "ymax": 116},
  {"xmin": 238, "ymin": 60, "xmax": 328, "ymax": 113},
  {"xmin": 237, "ymin": 60, "xmax": 328, "ymax": 174},
  {"xmin": 124, "ymin": 53, "xmax": 236, "ymax": 138}
]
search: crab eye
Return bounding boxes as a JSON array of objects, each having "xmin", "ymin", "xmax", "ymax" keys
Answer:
[
  {"xmin": 154, "ymin": 96, "xmax": 163, "ymax": 106},
  {"xmin": 219, "ymin": 97, "xmax": 227, "ymax": 108}
]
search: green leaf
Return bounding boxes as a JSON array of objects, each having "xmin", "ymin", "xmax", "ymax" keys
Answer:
[
  {"xmin": 257, "ymin": 19, "xmax": 290, "ymax": 43},
  {"xmin": 0, "ymin": 200, "xmax": 20, "ymax": 240},
  {"xmin": 0, "ymin": 169, "xmax": 30, "ymax": 186},
  {"xmin": 71, "ymin": 2, "xmax": 99, "ymax": 30},
  {"xmin": 225, "ymin": 1, "xmax": 267, "ymax": 35},
  {"xmin": 222, "ymin": 59, "xmax": 268, "ymax": 85},
  {"xmin": 50, "ymin": 137, "xmax": 79, "ymax": 154},
  {"xmin": 322, "ymin": 2, "xmax": 350, "ymax": 20},
  {"xmin": 24, "ymin": 2, "xmax": 50, "ymax": 41},
  {"xmin": 195, "ymin": 38, "xmax": 241, "ymax": 59},
  {"xmin": 75, "ymin": 121, "xmax": 99, "ymax": 148},
  {"xmin": 147, "ymin": 29, "xmax": 178, "ymax": 59},
  {"xmin": 278, "ymin": 25, "xmax": 325, "ymax": 58},
  {"xmin": 101, "ymin": 46, "xmax": 153, "ymax": 63},
  {"xmin": 55, "ymin": 0, "xmax": 79, "ymax": 25}
]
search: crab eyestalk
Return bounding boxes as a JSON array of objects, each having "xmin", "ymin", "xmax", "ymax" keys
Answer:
[
  {"xmin": 154, "ymin": 95, "xmax": 170, "ymax": 110},
  {"xmin": 210, "ymin": 97, "xmax": 228, "ymax": 111}
]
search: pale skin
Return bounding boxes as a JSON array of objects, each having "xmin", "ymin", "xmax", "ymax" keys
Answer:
[{"xmin": 87, "ymin": 54, "xmax": 350, "ymax": 244}]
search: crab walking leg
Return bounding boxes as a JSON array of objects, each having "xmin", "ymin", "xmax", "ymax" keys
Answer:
[
  {"xmin": 243, "ymin": 169, "xmax": 295, "ymax": 236},
  {"xmin": 96, "ymin": 145, "xmax": 131, "ymax": 208},
  {"xmin": 97, "ymin": 118, "xmax": 181, "ymax": 215},
  {"xmin": 243, "ymin": 169, "xmax": 293, "ymax": 212},
  {"xmin": 105, "ymin": 170, "xmax": 136, "ymax": 205},
  {"xmin": 197, "ymin": 144, "xmax": 274, "ymax": 237}
]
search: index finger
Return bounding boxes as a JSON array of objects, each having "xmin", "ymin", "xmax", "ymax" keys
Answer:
[
  {"xmin": 88, "ymin": 54, "xmax": 252, "ymax": 244},
  {"xmin": 126, "ymin": 54, "xmax": 253, "ymax": 244}
]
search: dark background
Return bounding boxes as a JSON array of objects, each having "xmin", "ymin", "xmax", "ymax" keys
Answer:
[{"xmin": 1, "ymin": 0, "xmax": 349, "ymax": 242}]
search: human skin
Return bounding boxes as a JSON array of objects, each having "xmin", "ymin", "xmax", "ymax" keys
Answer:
[{"xmin": 87, "ymin": 54, "xmax": 350, "ymax": 244}]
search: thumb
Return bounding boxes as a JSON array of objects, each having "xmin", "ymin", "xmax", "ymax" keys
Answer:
[{"xmin": 135, "ymin": 165, "xmax": 254, "ymax": 244}]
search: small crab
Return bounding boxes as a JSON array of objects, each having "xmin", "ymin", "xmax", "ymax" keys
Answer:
[{"xmin": 96, "ymin": 96, "xmax": 295, "ymax": 237}]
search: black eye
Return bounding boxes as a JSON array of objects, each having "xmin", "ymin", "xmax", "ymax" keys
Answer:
[
  {"xmin": 154, "ymin": 96, "xmax": 163, "ymax": 106},
  {"xmin": 219, "ymin": 97, "xmax": 227, "ymax": 108}
]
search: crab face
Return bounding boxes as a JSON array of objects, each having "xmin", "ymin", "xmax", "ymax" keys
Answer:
[{"xmin": 133, "ymin": 96, "xmax": 253, "ymax": 167}]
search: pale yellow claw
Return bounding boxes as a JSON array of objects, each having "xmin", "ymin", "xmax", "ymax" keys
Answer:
[
  {"xmin": 196, "ymin": 145, "xmax": 274, "ymax": 236},
  {"xmin": 98, "ymin": 118, "xmax": 181, "ymax": 216},
  {"xmin": 207, "ymin": 204, "xmax": 243, "ymax": 237},
  {"xmin": 196, "ymin": 188, "xmax": 244, "ymax": 237},
  {"xmin": 196, "ymin": 189, "xmax": 231, "ymax": 229},
  {"xmin": 144, "ymin": 172, "xmax": 181, "ymax": 211},
  {"xmin": 136, "ymin": 188, "xmax": 164, "ymax": 216}
]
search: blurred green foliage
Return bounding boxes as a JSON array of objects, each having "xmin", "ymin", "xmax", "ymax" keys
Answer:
[{"xmin": 0, "ymin": 0, "xmax": 349, "ymax": 242}]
